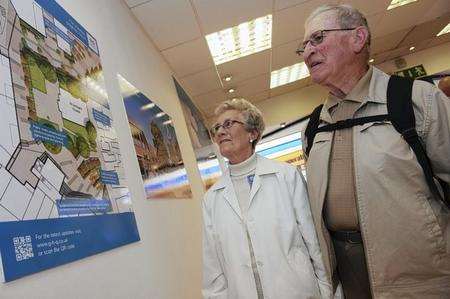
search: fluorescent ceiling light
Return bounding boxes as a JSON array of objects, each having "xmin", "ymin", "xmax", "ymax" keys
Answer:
[
  {"xmin": 205, "ymin": 14, "xmax": 272, "ymax": 65},
  {"xmin": 437, "ymin": 23, "xmax": 450, "ymax": 36},
  {"xmin": 155, "ymin": 112, "xmax": 166, "ymax": 118},
  {"xmin": 369, "ymin": 58, "xmax": 374, "ymax": 63},
  {"xmin": 409, "ymin": 46, "xmax": 415, "ymax": 51},
  {"xmin": 387, "ymin": 0, "xmax": 417, "ymax": 10},
  {"xmin": 141, "ymin": 103, "xmax": 155, "ymax": 111},
  {"xmin": 228, "ymin": 88, "xmax": 235, "ymax": 93},
  {"xmin": 162, "ymin": 119, "xmax": 172, "ymax": 125},
  {"xmin": 270, "ymin": 62, "xmax": 310, "ymax": 89}
]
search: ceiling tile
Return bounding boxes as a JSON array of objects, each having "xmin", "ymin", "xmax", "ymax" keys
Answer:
[
  {"xmin": 372, "ymin": 0, "xmax": 437, "ymax": 38},
  {"xmin": 431, "ymin": 33, "xmax": 450, "ymax": 46},
  {"xmin": 178, "ymin": 68, "xmax": 221, "ymax": 97},
  {"xmin": 131, "ymin": 0, "xmax": 200, "ymax": 50},
  {"xmin": 234, "ymin": 74, "xmax": 270, "ymax": 98},
  {"xmin": 371, "ymin": 51, "xmax": 394, "ymax": 65},
  {"xmin": 125, "ymin": 0, "xmax": 151, "ymax": 8},
  {"xmin": 269, "ymin": 77, "xmax": 311, "ymax": 97},
  {"xmin": 419, "ymin": 0, "xmax": 450, "ymax": 24},
  {"xmin": 274, "ymin": 0, "xmax": 309, "ymax": 11},
  {"xmin": 366, "ymin": 12, "xmax": 384, "ymax": 39},
  {"xmin": 340, "ymin": 0, "xmax": 391, "ymax": 16},
  {"xmin": 193, "ymin": 89, "xmax": 227, "ymax": 111},
  {"xmin": 161, "ymin": 38, "xmax": 213, "ymax": 77},
  {"xmin": 383, "ymin": 45, "xmax": 414, "ymax": 62},
  {"xmin": 398, "ymin": 14, "xmax": 450, "ymax": 48},
  {"xmin": 246, "ymin": 91, "xmax": 270, "ymax": 103},
  {"xmin": 371, "ymin": 29, "xmax": 410, "ymax": 55},
  {"xmin": 217, "ymin": 50, "xmax": 271, "ymax": 85},
  {"xmin": 272, "ymin": 0, "xmax": 338, "ymax": 47},
  {"xmin": 272, "ymin": 39, "xmax": 303, "ymax": 70},
  {"xmin": 192, "ymin": 0, "xmax": 272, "ymax": 34}
]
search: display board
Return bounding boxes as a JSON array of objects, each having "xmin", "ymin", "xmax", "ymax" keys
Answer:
[
  {"xmin": 0, "ymin": 0, "xmax": 139, "ymax": 282},
  {"xmin": 120, "ymin": 76, "xmax": 192, "ymax": 199},
  {"xmin": 173, "ymin": 78, "xmax": 221, "ymax": 191},
  {"xmin": 257, "ymin": 119, "xmax": 308, "ymax": 176}
]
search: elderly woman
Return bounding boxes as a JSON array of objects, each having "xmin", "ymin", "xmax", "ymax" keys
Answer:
[{"xmin": 202, "ymin": 98, "xmax": 331, "ymax": 299}]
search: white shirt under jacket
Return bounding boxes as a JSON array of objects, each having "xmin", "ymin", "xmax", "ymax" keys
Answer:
[{"xmin": 202, "ymin": 155, "xmax": 331, "ymax": 299}]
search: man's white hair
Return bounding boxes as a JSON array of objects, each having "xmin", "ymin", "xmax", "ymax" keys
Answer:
[{"xmin": 306, "ymin": 4, "xmax": 371, "ymax": 48}]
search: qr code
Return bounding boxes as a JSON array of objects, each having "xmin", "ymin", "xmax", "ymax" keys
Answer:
[{"xmin": 13, "ymin": 236, "xmax": 34, "ymax": 262}]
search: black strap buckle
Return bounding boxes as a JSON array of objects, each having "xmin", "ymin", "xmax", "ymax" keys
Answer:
[
  {"xmin": 330, "ymin": 231, "xmax": 363, "ymax": 244},
  {"xmin": 401, "ymin": 128, "xmax": 418, "ymax": 141}
]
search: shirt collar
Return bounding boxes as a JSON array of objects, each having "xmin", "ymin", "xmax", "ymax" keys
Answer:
[{"xmin": 324, "ymin": 66, "xmax": 373, "ymax": 112}]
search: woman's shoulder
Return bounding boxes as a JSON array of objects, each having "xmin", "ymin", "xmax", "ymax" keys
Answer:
[
  {"xmin": 203, "ymin": 174, "xmax": 227, "ymax": 203},
  {"xmin": 256, "ymin": 154, "xmax": 299, "ymax": 174}
]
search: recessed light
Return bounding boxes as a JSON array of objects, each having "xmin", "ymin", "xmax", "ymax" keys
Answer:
[
  {"xmin": 437, "ymin": 23, "xmax": 450, "ymax": 36},
  {"xmin": 387, "ymin": 0, "xmax": 417, "ymax": 10},
  {"xmin": 409, "ymin": 46, "xmax": 415, "ymax": 51},
  {"xmin": 280, "ymin": 122, "xmax": 286, "ymax": 128},
  {"xmin": 369, "ymin": 58, "xmax": 374, "ymax": 63},
  {"xmin": 205, "ymin": 14, "xmax": 272, "ymax": 65},
  {"xmin": 270, "ymin": 62, "xmax": 310, "ymax": 89},
  {"xmin": 224, "ymin": 75, "xmax": 232, "ymax": 82},
  {"xmin": 228, "ymin": 88, "xmax": 235, "ymax": 93}
]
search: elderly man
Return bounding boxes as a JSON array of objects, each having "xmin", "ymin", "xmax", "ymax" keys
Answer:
[{"xmin": 298, "ymin": 4, "xmax": 450, "ymax": 299}]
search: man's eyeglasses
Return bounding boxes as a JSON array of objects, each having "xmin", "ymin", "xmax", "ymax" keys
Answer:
[
  {"xmin": 210, "ymin": 119, "xmax": 245, "ymax": 136},
  {"xmin": 296, "ymin": 28, "xmax": 356, "ymax": 55}
]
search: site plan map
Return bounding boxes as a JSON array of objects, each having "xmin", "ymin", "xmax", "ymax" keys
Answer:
[{"xmin": 0, "ymin": 0, "xmax": 140, "ymax": 282}]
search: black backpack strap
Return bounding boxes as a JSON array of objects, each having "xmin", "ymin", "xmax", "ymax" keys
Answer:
[
  {"xmin": 305, "ymin": 104, "xmax": 323, "ymax": 156},
  {"xmin": 316, "ymin": 114, "xmax": 389, "ymax": 133},
  {"xmin": 387, "ymin": 75, "xmax": 450, "ymax": 208}
]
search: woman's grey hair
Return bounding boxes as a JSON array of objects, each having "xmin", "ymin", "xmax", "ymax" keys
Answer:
[
  {"xmin": 307, "ymin": 4, "xmax": 371, "ymax": 48},
  {"xmin": 214, "ymin": 98, "xmax": 265, "ymax": 147}
]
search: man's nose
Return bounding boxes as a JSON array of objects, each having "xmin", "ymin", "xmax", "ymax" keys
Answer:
[{"xmin": 302, "ymin": 41, "xmax": 315, "ymax": 62}]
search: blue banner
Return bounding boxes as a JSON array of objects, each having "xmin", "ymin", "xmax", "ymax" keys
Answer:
[
  {"xmin": 0, "ymin": 213, "xmax": 140, "ymax": 282},
  {"xmin": 100, "ymin": 170, "xmax": 120, "ymax": 185},
  {"xmin": 35, "ymin": 0, "xmax": 99, "ymax": 54},
  {"xmin": 43, "ymin": 17, "xmax": 72, "ymax": 46},
  {"xmin": 56, "ymin": 199, "xmax": 112, "ymax": 216},
  {"xmin": 30, "ymin": 122, "xmax": 68, "ymax": 146},
  {"xmin": 93, "ymin": 109, "xmax": 111, "ymax": 127}
]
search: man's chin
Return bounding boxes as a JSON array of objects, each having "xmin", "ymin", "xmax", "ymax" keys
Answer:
[{"xmin": 310, "ymin": 73, "xmax": 326, "ymax": 85}]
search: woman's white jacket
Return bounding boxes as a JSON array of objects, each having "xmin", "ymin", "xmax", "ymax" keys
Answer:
[{"xmin": 202, "ymin": 155, "xmax": 331, "ymax": 299}]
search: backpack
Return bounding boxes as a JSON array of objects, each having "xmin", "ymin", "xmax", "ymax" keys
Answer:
[{"xmin": 304, "ymin": 75, "xmax": 450, "ymax": 208}]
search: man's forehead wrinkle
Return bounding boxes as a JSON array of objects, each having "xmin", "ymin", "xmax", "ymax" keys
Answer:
[{"xmin": 305, "ymin": 11, "xmax": 339, "ymax": 38}]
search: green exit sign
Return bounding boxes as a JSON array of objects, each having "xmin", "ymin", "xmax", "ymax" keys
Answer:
[{"xmin": 394, "ymin": 65, "xmax": 427, "ymax": 79}]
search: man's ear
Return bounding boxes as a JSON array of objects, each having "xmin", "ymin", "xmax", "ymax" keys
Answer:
[{"xmin": 352, "ymin": 26, "xmax": 369, "ymax": 53}]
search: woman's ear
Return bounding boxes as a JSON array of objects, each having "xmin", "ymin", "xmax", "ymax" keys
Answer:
[{"xmin": 249, "ymin": 130, "xmax": 259, "ymax": 143}]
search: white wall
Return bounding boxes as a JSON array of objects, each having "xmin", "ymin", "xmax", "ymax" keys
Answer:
[
  {"xmin": 1, "ymin": 1, "xmax": 203, "ymax": 298},
  {"xmin": 254, "ymin": 41, "xmax": 450, "ymax": 129},
  {"xmin": 377, "ymin": 42, "xmax": 450, "ymax": 75}
]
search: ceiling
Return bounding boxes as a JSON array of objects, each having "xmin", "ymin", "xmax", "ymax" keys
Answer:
[{"xmin": 124, "ymin": 0, "xmax": 450, "ymax": 118}]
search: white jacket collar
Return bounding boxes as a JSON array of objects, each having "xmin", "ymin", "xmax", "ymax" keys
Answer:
[{"xmin": 211, "ymin": 155, "xmax": 278, "ymax": 191}]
